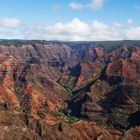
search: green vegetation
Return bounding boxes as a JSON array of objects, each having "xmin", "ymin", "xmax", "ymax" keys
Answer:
[
  {"xmin": 14, "ymin": 82, "xmax": 32, "ymax": 114},
  {"xmin": 72, "ymin": 78, "xmax": 98, "ymax": 96},
  {"xmin": 13, "ymin": 105, "xmax": 22, "ymax": 112},
  {"xmin": 37, "ymin": 111, "xmax": 45, "ymax": 119},
  {"xmin": 14, "ymin": 82, "xmax": 22, "ymax": 94},
  {"xmin": 52, "ymin": 108, "xmax": 79, "ymax": 123},
  {"xmin": 0, "ymin": 39, "xmax": 49, "ymax": 47},
  {"xmin": 101, "ymin": 63, "xmax": 106, "ymax": 71},
  {"xmin": 37, "ymin": 86, "xmax": 44, "ymax": 93},
  {"xmin": 65, "ymin": 80, "xmax": 75, "ymax": 92},
  {"xmin": 96, "ymin": 79, "xmax": 101, "ymax": 86},
  {"xmin": 23, "ymin": 94, "xmax": 32, "ymax": 114}
]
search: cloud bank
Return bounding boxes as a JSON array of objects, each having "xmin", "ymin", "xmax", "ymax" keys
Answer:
[
  {"xmin": 0, "ymin": 18, "xmax": 21, "ymax": 28},
  {"xmin": 0, "ymin": 18, "xmax": 140, "ymax": 41}
]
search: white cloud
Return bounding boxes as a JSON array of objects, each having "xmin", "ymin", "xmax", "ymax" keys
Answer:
[
  {"xmin": 0, "ymin": 18, "xmax": 21, "ymax": 28},
  {"xmin": 68, "ymin": 2, "xmax": 83, "ymax": 10},
  {"xmin": 22, "ymin": 18, "xmax": 124, "ymax": 41},
  {"xmin": 69, "ymin": 0, "xmax": 105, "ymax": 10},
  {"xmin": 127, "ymin": 19, "xmax": 133, "ymax": 25},
  {"xmin": 126, "ymin": 27, "xmax": 140, "ymax": 40},
  {"xmin": 87, "ymin": 0, "xmax": 105, "ymax": 10},
  {"xmin": 1, "ymin": 18, "xmax": 140, "ymax": 41}
]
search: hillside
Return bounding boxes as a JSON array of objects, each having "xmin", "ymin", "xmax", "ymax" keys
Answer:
[{"xmin": 0, "ymin": 40, "xmax": 139, "ymax": 139}]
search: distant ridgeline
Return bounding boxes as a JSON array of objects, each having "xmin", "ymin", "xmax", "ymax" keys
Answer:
[{"xmin": 0, "ymin": 39, "xmax": 140, "ymax": 52}]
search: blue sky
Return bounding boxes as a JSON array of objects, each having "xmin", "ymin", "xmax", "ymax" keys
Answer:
[{"xmin": 0, "ymin": 0, "xmax": 140, "ymax": 40}]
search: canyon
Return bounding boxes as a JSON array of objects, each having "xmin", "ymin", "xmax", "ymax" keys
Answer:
[{"xmin": 0, "ymin": 40, "xmax": 140, "ymax": 139}]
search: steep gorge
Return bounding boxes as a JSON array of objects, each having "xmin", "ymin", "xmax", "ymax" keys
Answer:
[{"xmin": 0, "ymin": 40, "xmax": 140, "ymax": 139}]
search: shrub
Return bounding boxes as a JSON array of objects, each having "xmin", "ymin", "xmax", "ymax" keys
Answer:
[{"xmin": 52, "ymin": 108, "xmax": 79, "ymax": 123}]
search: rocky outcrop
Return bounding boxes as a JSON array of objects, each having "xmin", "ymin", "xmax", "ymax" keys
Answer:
[
  {"xmin": 0, "ymin": 110, "xmax": 124, "ymax": 140},
  {"xmin": 0, "ymin": 109, "xmax": 139, "ymax": 140}
]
